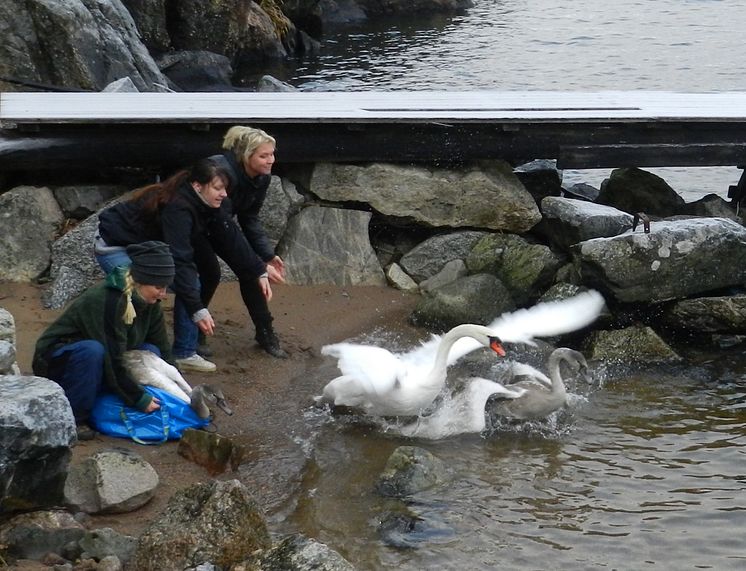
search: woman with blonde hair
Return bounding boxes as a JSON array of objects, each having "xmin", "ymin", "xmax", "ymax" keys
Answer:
[
  {"xmin": 32, "ymin": 241, "xmax": 175, "ymax": 439},
  {"xmin": 206, "ymin": 125, "xmax": 289, "ymax": 358}
]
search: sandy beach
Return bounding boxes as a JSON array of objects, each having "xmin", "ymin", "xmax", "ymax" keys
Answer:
[{"xmin": 1, "ymin": 279, "xmax": 420, "ymax": 544}]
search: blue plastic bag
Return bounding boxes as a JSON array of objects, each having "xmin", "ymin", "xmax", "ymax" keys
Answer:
[{"xmin": 89, "ymin": 386, "xmax": 210, "ymax": 444}]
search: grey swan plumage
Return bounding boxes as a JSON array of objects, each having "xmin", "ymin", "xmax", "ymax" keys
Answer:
[
  {"xmin": 122, "ymin": 350, "xmax": 232, "ymax": 419},
  {"xmin": 489, "ymin": 348, "xmax": 589, "ymax": 420},
  {"xmin": 318, "ymin": 291, "xmax": 604, "ymax": 417}
]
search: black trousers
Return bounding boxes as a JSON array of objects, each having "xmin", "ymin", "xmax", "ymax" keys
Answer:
[{"xmin": 196, "ymin": 221, "xmax": 273, "ymax": 330}]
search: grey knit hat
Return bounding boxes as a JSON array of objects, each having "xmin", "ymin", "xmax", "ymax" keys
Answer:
[{"xmin": 126, "ymin": 241, "xmax": 175, "ymax": 287}]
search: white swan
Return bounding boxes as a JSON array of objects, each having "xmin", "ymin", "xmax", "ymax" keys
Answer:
[
  {"xmin": 397, "ymin": 378, "xmax": 527, "ymax": 439},
  {"xmin": 319, "ymin": 290, "xmax": 604, "ymax": 417},
  {"xmin": 320, "ymin": 323, "xmax": 505, "ymax": 416},
  {"xmin": 122, "ymin": 349, "xmax": 193, "ymax": 403},
  {"xmin": 489, "ymin": 347, "xmax": 589, "ymax": 420}
]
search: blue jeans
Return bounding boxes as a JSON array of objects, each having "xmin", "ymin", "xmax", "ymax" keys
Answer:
[
  {"xmin": 96, "ymin": 249, "xmax": 199, "ymax": 359},
  {"xmin": 96, "ymin": 249, "xmax": 131, "ymax": 274},
  {"xmin": 172, "ymin": 296, "xmax": 199, "ymax": 358},
  {"xmin": 47, "ymin": 340, "xmax": 161, "ymax": 420}
]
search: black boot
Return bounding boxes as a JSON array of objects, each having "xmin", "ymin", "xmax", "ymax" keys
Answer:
[
  {"xmin": 197, "ymin": 331, "xmax": 213, "ymax": 358},
  {"xmin": 255, "ymin": 324, "xmax": 288, "ymax": 359}
]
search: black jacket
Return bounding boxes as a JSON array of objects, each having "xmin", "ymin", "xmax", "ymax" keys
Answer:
[
  {"xmin": 98, "ymin": 183, "xmax": 220, "ymax": 317},
  {"xmin": 210, "ymin": 152, "xmax": 276, "ymax": 262},
  {"xmin": 160, "ymin": 183, "xmax": 223, "ymax": 316}
]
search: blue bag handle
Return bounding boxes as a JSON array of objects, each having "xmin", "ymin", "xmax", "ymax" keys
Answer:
[{"xmin": 119, "ymin": 405, "xmax": 170, "ymax": 445}]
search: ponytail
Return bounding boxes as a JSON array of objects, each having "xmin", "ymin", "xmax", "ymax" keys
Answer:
[{"xmin": 122, "ymin": 271, "xmax": 137, "ymax": 325}]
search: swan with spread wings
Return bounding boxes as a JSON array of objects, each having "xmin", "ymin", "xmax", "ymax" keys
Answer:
[{"xmin": 318, "ymin": 290, "xmax": 604, "ymax": 417}]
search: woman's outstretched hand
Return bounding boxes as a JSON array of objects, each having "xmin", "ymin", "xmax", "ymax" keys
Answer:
[{"xmin": 266, "ymin": 256, "xmax": 286, "ymax": 284}]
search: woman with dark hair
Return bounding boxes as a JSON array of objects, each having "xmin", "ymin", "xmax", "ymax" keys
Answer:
[{"xmin": 95, "ymin": 159, "xmax": 237, "ymax": 372}]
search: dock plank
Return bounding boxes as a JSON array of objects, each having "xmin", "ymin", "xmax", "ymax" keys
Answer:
[
  {"xmin": 2, "ymin": 91, "xmax": 746, "ymax": 169},
  {"xmin": 2, "ymin": 91, "xmax": 746, "ymax": 123}
]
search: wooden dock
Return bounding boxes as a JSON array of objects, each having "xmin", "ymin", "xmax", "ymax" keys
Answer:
[{"xmin": 1, "ymin": 91, "xmax": 746, "ymax": 170}]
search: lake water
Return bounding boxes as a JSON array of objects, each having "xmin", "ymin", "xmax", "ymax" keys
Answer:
[
  {"xmin": 256, "ymin": 2, "xmax": 746, "ymax": 569},
  {"xmin": 267, "ymin": 0, "xmax": 746, "ymax": 202},
  {"xmin": 274, "ymin": 339, "xmax": 746, "ymax": 571}
]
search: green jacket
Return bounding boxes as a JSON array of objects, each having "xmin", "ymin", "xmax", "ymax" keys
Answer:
[{"xmin": 32, "ymin": 267, "xmax": 173, "ymax": 410}]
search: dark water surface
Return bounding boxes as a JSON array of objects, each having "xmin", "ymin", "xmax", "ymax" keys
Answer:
[{"xmin": 254, "ymin": 2, "xmax": 746, "ymax": 568}]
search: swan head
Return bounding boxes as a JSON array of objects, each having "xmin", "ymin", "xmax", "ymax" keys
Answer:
[
  {"xmin": 447, "ymin": 323, "xmax": 506, "ymax": 356},
  {"xmin": 191, "ymin": 384, "xmax": 233, "ymax": 418},
  {"xmin": 488, "ymin": 336, "xmax": 506, "ymax": 357}
]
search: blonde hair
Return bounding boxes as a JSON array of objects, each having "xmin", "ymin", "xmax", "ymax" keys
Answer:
[
  {"xmin": 122, "ymin": 271, "xmax": 137, "ymax": 325},
  {"xmin": 222, "ymin": 126, "xmax": 276, "ymax": 164}
]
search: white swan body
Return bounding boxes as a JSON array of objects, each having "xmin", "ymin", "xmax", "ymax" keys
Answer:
[
  {"xmin": 122, "ymin": 349, "xmax": 193, "ymax": 403},
  {"xmin": 319, "ymin": 290, "xmax": 604, "ymax": 418},
  {"xmin": 398, "ymin": 378, "xmax": 527, "ymax": 439},
  {"xmin": 320, "ymin": 323, "xmax": 505, "ymax": 416},
  {"xmin": 490, "ymin": 348, "xmax": 588, "ymax": 420}
]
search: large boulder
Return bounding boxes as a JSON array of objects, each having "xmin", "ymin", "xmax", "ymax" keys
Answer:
[
  {"xmin": 399, "ymin": 230, "xmax": 487, "ymax": 283},
  {"xmin": 64, "ymin": 449, "xmax": 159, "ymax": 514},
  {"xmin": 375, "ymin": 446, "xmax": 448, "ymax": 497},
  {"xmin": 119, "ymin": 0, "xmax": 170, "ymax": 53},
  {"xmin": 597, "ymin": 167, "xmax": 686, "ymax": 217},
  {"xmin": 0, "ymin": 510, "xmax": 85, "ymax": 561},
  {"xmin": 584, "ymin": 326, "xmax": 683, "ymax": 364},
  {"xmin": 0, "ymin": 186, "xmax": 63, "ymax": 281},
  {"xmin": 465, "ymin": 233, "xmax": 565, "ymax": 305},
  {"xmin": 309, "ymin": 162, "xmax": 541, "ymax": 232},
  {"xmin": 44, "ymin": 211, "xmax": 103, "ymax": 309},
  {"xmin": 130, "ymin": 479, "xmax": 272, "ymax": 571},
  {"xmin": 0, "ymin": 376, "xmax": 76, "ymax": 513},
  {"xmin": 540, "ymin": 196, "xmax": 634, "ymax": 251},
  {"xmin": 169, "ymin": 0, "xmax": 286, "ymax": 62},
  {"xmin": 249, "ymin": 534, "xmax": 356, "ymax": 571},
  {"xmin": 279, "ymin": 205, "xmax": 386, "ymax": 286},
  {"xmin": 663, "ymin": 295, "xmax": 746, "ymax": 332},
  {"xmin": 0, "ymin": 0, "xmax": 168, "ymax": 92},
  {"xmin": 677, "ymin": 193, "xmax": 742, "ymax": 223},
  {"xmin": 411, "ymin": 273, "xmax": 515, "ymax": 331},
  {"xmin": 573, "ymin": 218, "xmax": 746, "ymax": 303}
]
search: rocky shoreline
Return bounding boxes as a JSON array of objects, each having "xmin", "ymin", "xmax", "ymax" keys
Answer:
[
  {"xmin": 3, "ymin": 1, "xmax": 746, "ymax": 569},
  {"xmin": 3, "ymin": 156, "xmax": 746, "ymax": 568}
]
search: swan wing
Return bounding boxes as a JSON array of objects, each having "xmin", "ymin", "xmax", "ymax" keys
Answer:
[
  {"xmin": 139, "ymin": 351, "xmax": 194, "ymax": 395},
  {"xmin": 122, "ymin": 350, "xmax": 192, "ymax": 403},
  {"xmin": 321, "ymin": 342, "xmax": 403, "ymax": 396},
  {"xmin": 469, "ymin": 377, "xmax": 528, "ymax": 399},
  {"xmin": 443, "ymin": 290, "xmax": 605, "ymax": 363},
  {"xmin": 136, "ymin": 365, "xmax": 191, "ymax": 403},
  {"xmin": 491, "ymin": 290, "xmax": 605, "ymax": 343},
  {"xmin": 510, "ymin": 362, "xmax": 552, "ymax": 389}
]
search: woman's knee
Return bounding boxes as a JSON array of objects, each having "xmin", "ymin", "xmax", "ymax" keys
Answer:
[{"xmin": 76, "ymin": 340, "xmax": 106, "ymax": 363}]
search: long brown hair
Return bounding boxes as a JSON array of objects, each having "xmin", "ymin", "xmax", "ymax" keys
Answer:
[{"xmin": 129, "ymin": 159, "xmax": 232, "ymax": 216}]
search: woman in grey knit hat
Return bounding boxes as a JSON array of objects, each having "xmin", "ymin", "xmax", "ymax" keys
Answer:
[{"xmin": 32, "ymin": 241, "xmax": 175, "ymax": 440}]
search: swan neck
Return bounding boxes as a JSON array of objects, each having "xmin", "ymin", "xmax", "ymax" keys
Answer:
[{"xmin": 547, "ymin": 351, "xmax": 568, "ymax": 394}]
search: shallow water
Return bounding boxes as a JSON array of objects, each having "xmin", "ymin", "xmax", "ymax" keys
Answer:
[
  {"xmin": 280, "ymin": 349, "xmax": 746, "ymax": 570},
  {"xmin": 265, "ymin": 0, "xmax": 746, "ymax": 201}
]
